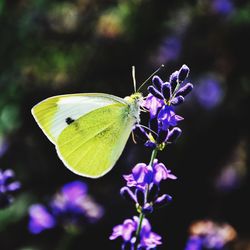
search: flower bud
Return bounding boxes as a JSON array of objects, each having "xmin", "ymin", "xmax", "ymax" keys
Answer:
[
  {"xmin": 169, "ymin": 71, "xmax": 178, "ymax": 90},
  {"xmin": 147, "ymin": 86, "xmax": 164, "ymax": 99},
  {"xmin": 142, "ymin": 203, "xmax": 153, "ymax": 214},
  {"xmin": 144, "ymin": 140, "xmax": 156, "ymax": 149},
  {"xmin": 154, "ymin": 194, "xmax": 172, "ymax": 208},
  {"xmin": 167, "ymin": 127, "xmax": 182, "ymax": 143},
  {"xmin": 178, "ymin": 64, "xmax": 190, "ymax": 82},
  {"xmin": 162, "ymin": 82, "xmax": 171, "ymax": 100},
  {"xmin": 152, "ymin": 75, "xmax": 163, "ymax": 91},
  {"xmin": 176, "ymin": 83, "xmax": 193, "ymax": 97},
  {"xmin": 171, "ymin": 96, "xmax": 185, "ymax": 106}
]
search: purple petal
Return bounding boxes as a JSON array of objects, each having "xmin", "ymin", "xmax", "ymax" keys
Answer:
[
  {"xmin": 143, "ymin": 94, "xmax": 164, "ymax": 117},
  {"xmin": 7, "ymin": 181, "xmax": 21, "ymax": 192},
  {"xmin": 122, "ymin": 219, "xmax": 136, "ymax": 241},
  {"xmin": 61, "ymin": 181, "xmax": 87, "ymax": 202},
  {"xmin": 28, "ymin": 204, "xmax": 55, "ymax": 234},
  {"xmin": 123, "ymin": 174, "xmax": 137, "ymax": 187},
  {"xmin": 110, "ymin": 218, "xmax": 136, "ymax": 241},
  {"xmin": 120, "ymin": 187, "xmax": 136, "ymax": 203},
  {"xmin": 3, "ymin": 169, "xmax": 14, "ymax": 180},
  {"xmin": 153, "ymin": 163, "xmax": 169, "ymax": 183},
  {"xmin": 141, "ymin": 232, "xmax": 162, "ymax": 248},
  {"xmin": 167, "ymin": 127, "xmax": 182, "ymax": 143},
  {"xmin": 109, "ymin": 225, "xmax": 123, "ymax": 240},
  {"xmin": 154, "ymin": 194, "xmax": 172, "ymax": 207},
  {"xmin": 140, "ymin": 217, "xmax": 152, "ymax": 234}
]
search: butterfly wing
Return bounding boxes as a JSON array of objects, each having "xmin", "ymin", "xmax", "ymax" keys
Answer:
[
  {"xmin": 56, "ymin": 103, "xmax": 135, "ymax": 178},
  {"xmin": 31, "ymin": 93, "xmax": 126, "ymax": 144}
]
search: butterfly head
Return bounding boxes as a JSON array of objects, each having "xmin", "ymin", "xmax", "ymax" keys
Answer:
[
  {"xmin": 124, "ymin": 92, "xmax": 143, "ymax": 105},
  {"xmin": 124, "ymin": 93, "xmax": 143, "ymax": 123}
]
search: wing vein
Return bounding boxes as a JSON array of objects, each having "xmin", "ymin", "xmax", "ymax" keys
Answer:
[{"xmin": 63, "ymin": 120, "xmax": 117, "ymax": 158}]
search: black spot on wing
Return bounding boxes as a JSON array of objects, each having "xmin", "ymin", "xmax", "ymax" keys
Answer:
[{"xmin": 66, "ymin": 117, "xmax": 75, "ymax": 125}]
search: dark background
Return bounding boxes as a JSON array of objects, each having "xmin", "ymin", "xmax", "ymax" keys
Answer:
[{"xmin": 0, "ymin": 0, "xmax": 250, "ymax": 249}]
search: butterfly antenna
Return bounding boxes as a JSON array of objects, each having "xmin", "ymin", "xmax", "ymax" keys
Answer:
[
  {"xmin": 137, "ymin": 64, "xmax": 165, "ymax": 92},
  {"xmin": 139, "ymin": 124, "xmax": 158, "ymax": 137},
  {"xmin": 132, "ymin": 65, "xmax": 137, "ymax": 93}
]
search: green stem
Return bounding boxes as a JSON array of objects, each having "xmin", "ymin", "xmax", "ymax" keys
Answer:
[
  {"xmin": 149, "ymin": 148, "xmax": 158, "ymax": 166},
  {"xmin": 134, "ymin": 148, "xmax": 158, "ymax": 250}
]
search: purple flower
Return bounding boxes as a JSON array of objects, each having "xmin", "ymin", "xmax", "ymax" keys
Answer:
[
  {"xmin": 110, "ymin": 216, "xmax": 162, "ymax": 249},
  {"xmin": 153, "ymin": 160, "xmax": 177, "ymax": 183},
  {"xmin": 28, "ymin": 204, "xmax": 55, "ymax": 234},
  {"xmin": 109, "ymin": 218, "xmax": 136, "ymax": 242},
  {"xmin": 143, "ymin": 94, "xmax": 164, "ymax": 118},
  {"xmin": 0, "ymin": 169, "xmax": 21, "ymax": 208},
  {"xmin": 123, "ymin": 159, "xmax": 176, "ymax": 190},
  {"xmin": 158, "ymin": 105, "xmax": 184, "ymax": 130}
]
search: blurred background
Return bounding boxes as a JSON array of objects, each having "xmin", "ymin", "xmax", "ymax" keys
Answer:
[{"xmin": 0, "ymin": 0, "xmax": 250, "ymax": 249}]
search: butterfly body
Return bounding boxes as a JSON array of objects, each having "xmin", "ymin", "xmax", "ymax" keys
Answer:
[{"xmin": 31, "ymin": 92, "xmax": 142, "ymax": 178}]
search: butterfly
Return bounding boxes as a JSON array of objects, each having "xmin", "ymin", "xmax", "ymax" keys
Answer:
[
  {"xmin": 31, "ymin": 92, "xmax": 143, "ymax": 178},
  {"xmin": 31, "ymin": 66, "xmax": 163, "ymax": 178}
]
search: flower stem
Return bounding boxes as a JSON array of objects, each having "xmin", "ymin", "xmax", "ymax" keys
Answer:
[
  {"xmin": 149, "ymin": 148, "xmax": 158, "ymax": 166},
  {"xmin": 135, "ymin": 212, "xmax": 145, "ymax": 243},
  {"xmin": 134, "ymin": 148, "xmax": 158, "ymax": 249}
]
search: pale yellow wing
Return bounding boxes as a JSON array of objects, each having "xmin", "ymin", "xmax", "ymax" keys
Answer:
[
  {"xmin": 31, "ymin": 93, "xmax": 126, "ymax": 144},
  {"xmin": 56, "ymin": 103, "xmax": 135, "ymax": 178}
]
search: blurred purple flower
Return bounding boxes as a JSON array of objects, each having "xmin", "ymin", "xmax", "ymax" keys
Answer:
[
  {"xmin": 211, "ymin": 0, "xmax": 234, "ymax": 15},
  {"xmin": 110, "ymin": 216, "xmax": 162, "ymax": 249},
  {"xmin": 28, "ymin": 181, "xmax": 104, "ymax": 234},
  {"xmin": 29, "ymin": 204, "xmax": 55, "ymax": 234},
  {"xmin": 195, "ymin": 76, "xmax": 224, "ymax": 109},
  {"xmin": 185, "ymin": 236, "xmax": 203, "ymax": 250},
  {"xmin": 185, "ymin": 220, "xmax": 237, "ymax": 250},
  {"xmin": 0, "ymin": 169, "xmax": 21, "ymax": 208},
  {"xmin": 51, "ymin": 181, "xmax": 104, "ymax": 224},
  {"xmin": 153, "ymin": 36, "xmax": 182, "ymax": 64}
]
